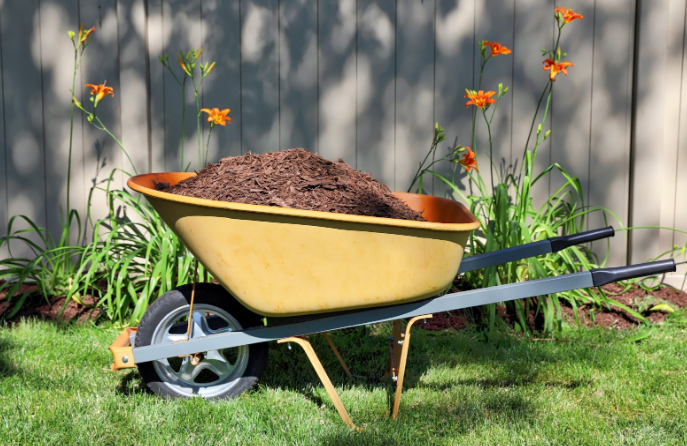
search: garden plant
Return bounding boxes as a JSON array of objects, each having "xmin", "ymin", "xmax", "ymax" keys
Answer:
[{"xmin": 409, "ymin": 8, "xmax": 687, "ymax": 333}]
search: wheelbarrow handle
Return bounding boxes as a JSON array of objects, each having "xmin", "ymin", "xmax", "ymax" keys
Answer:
[
  {"xmin": 549, "ymin": 226, "xmax": 615, "ymax": 253},
  {"xmin": 458, "ymin": 226, "xmax": 616, "ymax": 274},
  {"xmin": 590, "ymin": 259, "xmax": 676, "ymax": 287}
]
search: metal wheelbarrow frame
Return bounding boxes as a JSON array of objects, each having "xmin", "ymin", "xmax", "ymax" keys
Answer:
[{"xmin": 109, "ymin": 173, "xmax": 676, "ymax": 430}]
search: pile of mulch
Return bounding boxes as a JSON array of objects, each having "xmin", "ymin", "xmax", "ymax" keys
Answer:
[
  {"xmin": 161, "ymin": 148, "xmax": 425, "ymax": 221},
  {"xmin": 0, "ymin": 280, "xmax": 100, "ymax": 325}
]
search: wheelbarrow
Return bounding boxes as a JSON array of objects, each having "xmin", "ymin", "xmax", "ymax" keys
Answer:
[{"xmin": 110, "ymin": 172, "xmax": 676, "ymax": 430}]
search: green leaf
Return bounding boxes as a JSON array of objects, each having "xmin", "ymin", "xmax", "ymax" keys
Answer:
[{"xmin": 650, "ymin": 304, "xmax": 675, "ymax": 313}]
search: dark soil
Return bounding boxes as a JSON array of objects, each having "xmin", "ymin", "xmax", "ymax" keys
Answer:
[
  {"xmin": 0, "ymin": 280, "xmax": 100, "ymax": 325},
  {"xmin": 558, "ymin": 283, "xmax": 687, "ymax": 329},
  {"xmin": 163, "ymin": 148, "xmax": 425, "ymax": 221}
]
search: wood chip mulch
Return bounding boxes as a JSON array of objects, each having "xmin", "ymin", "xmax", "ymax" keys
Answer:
[{"xmin": 162, "ymin": 148, "xmax": 425, "ymax": 221}]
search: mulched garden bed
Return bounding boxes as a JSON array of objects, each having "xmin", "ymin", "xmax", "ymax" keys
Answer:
[
  {"xmin": 0, "ymin": 280, "xmax": 100, "ymax": 325},
  {"xmin": 416, "ymin": 280, "xmax": 687, "ymax": 332},
  {"xmin": 3, "ymin": 277, "xmax": 685, "ymax": 331},
  {"xmin": 161, "ymin": 148, "xmax": 425, "ymax": 221}
]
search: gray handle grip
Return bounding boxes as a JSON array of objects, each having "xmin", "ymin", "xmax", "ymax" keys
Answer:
[
  {"xmin": 549, "ymin": 226, "xmax": 615, "ymax": 253},
  {"xmin": 590, "ymin": 259, "xmax": 676, "ymax": 287}
]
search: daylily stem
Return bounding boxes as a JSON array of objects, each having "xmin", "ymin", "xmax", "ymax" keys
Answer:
[
  {"xmin": 91, "ymin": 114, "xmax": 138, "ymax": 176},
  {"xmin": 481, "ymin": 109, "xmax": 499, "ymax": 192},
  {"xmin": 181, "ymin": 81, "xmax": 187, "ymax": 171},
  {"xmin": 204, "ymin": 125, "xmax": 213, "ymax": 167},
  {"xmin": 471, "ymin": 53, "xmax": 490, "ymax": 155}
]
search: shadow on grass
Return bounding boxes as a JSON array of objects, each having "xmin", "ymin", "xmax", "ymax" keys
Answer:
[
  {"xmin": 0, "ymin": 337, "xmax": 19, "ymax": 378},
  {"xmin": 258, "ymin": 325, "xmax": 603, "ymax": 425},
  {"xmin": 116, "ymin": 369, "xmax": 147, "ymax": 396}
]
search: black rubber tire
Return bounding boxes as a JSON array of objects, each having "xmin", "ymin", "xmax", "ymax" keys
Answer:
[{"xmin": 135, "ymin": 283, "xmax": 268, "ymax": 399}]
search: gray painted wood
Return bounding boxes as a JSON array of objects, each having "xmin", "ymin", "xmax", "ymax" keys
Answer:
[
  {"xmin": 630, "ymin": 0, "xmax": 668, "ymax": 264},
  {"xmin": 241, "ymin": 0, "xmax": 279, "ymax": 154},
  {"xmin": 395, "ymin": 0, "xmax": 435, "ymax": 193},
  {"xmin": 670, "ymin": 0, "xmax": 687, "ymax": 286},
  {"xmin": 588, "ymin": 0, "xmax": 636, "ymax": 266},
  {"xmin": 317, "ymin": 0, "xmax": 357, "ymax": 166},
  {"xmin": 512, "ymin": 0, "xmax": 554, "ymax": 210},
  {"xmin": 80, "ymin": 0, "xmax": 123, "ymax": 240},
  {"xmin": 278, "ymin": 0, "xmax": 318, "ymax": 153},
  {"xmin": 201, "ymin": 0, "xmax": 242, "ymax": 160},
  {"xmin": 1, "ymin": 0, "xmax": 47, "ymax": 259},
  {"xmin": 433, "ymin": 0, "xmax": 475, "ymax": 199},
  {"xmin": 146, "ymin": 0, "xmax": 166, "ymax": 173},
  {"xmin": 39, "ymin": 0, "xmax": 84, "ymax": 245},
  {"xmin": 161, "ymin": 0, "xmax": 202, "ymax": 171},
  {"xmin": 118, "ymin": 0, "xmax": 151, "ymax": 176},
  {"xmin": 0, "ymin": 4, "xmax": 6, "ymax": 261},
  {"xmin": 357, "ymin": 0, "xmax": 396, "ymax": 187},
  {"xmin": 473, "ymin": 0, "xmax": 515, "ymax": 198},
  {"xmin": 549, "ymin": 0, "xmax": 594, "ymax": 216}
]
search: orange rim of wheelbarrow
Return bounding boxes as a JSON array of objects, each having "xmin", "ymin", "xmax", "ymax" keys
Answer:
[{"xmin": 127, "ymin": 172, "xmax": 481, "ymax": 232}]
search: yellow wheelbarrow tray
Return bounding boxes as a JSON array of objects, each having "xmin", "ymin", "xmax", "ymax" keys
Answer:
[{"xmin": 109, "ymin": 172, "xmax": 676, "ymax": 430}]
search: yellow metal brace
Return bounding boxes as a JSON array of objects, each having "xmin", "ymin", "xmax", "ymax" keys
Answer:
[
  {"xmin": 388, "ymin": 314, "xmax": 433, "ymax": 420},
  {"xmin": 321, "ymin": 332, "xmax": 354, "ymax": 379},
  {"xmin": 278, "ymin": 336, "xmax": 364, "ymax": 431}
]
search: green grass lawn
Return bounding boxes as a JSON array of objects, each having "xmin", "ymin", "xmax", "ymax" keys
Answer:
[{"xmin": 1, "ymin": 314, "xmax": 687, "ymax": 445}]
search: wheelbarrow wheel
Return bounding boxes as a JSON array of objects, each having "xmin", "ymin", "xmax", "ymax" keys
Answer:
[{"xmin": 135, "ymin": 283, "xmax": 268, "ymax": 399}]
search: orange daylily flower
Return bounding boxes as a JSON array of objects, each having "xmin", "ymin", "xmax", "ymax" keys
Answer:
[
  {"xmin": 459, "ymin": 147, "xmax": 479, "ymax": 173},
  {"xmin": 483, "ymin": 41, "xmax": 511, "ymax": 56},
  {"xmin": 201, "ymin": 108, "xmax": 231, "ymax": 126},
  {"xmin": 554, "ymin": 7, "xmax": 583, "ymax": 23},
  {"xmin": 85, "ymin": 81, "xmax": 115, "ymax": 105},
  {"xmin": 465, "ymin": 90, "xmax": 497, "ymax": 109},
  {"xmin": 542, "ymin": 58, "xmax": 574, "ymax": 80}
]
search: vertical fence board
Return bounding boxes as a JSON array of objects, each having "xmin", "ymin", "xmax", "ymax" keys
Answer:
[
  {"xmin": 117, "ymin": 0, "xmax": 150, "ymax": 176},
  {"xmin": 395, "ymin": 0, "xmax": 435, "ymax": 193},
  {"xmin": 1, "ymin": 0, "xmax": 47, "ymax": 259},
  {"xmin": 472, "ymin": 0, "xmax": 515, "ymax": 198},
  {"xmin": 278, "ymin": 0, "xmax": 318, "ymax": 152},
  {"xmin": 80, "ymin": 0, "xmax": 123, "ymax": 236},
  {"xmin": 588, "ymin": 0, "xmax": 636, "ymax": 266},
  {"xmin": 660, "ymin": 0, "xmax": 686, "ymax": 268},
  {"xmin": 549, "ymin": 0, "xmax": 594, "ymax": 226},
  {"xmin": 39, "ymin": 0, "xmax": 84, "ymax": 244},
  {"xmin": 629, "ymin": 0, "xmax": 669, "ymax": 264},
  {"xmin": 201, "ymin": 0, "xmax": 242, "ymax": 161},
  {"xmin": 147, "ymin": 0, "xmax": 167, "ymax": 173},
  {"xmin": 433, "ymin": 0, "xmax": 475, "ymax": 199},
  {"xmin": 356, "ymin": 0, "xmax": 396, "ymax": 187},
  {"xmin": 672, "ymin": 0, "xmax": 687, "ymax": 288},
  {"xmin": 318, "ymin": 0, "xmax": 357, "ymax": 166},
  {"xmin": 241, "ymin": 0, "xmax": 279, "ymax": 154},
  {"xmin": 512, "ymin": 0, "xmax": 554, "ymax": 210},
  {"xmin": 161, "ymin": 0, "xmax": 202, "ymax": 172},
  {"xmin": 0, "ymin": 9, "xmax": 6, "ymax": 260}
]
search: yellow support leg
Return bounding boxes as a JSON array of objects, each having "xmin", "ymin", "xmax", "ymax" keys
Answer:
[
  {"xmin": 390, "ymin": 314, "xmax": 433, "ymax": 421},
  {"xmin": 321, "ymin": 332, "xmax": 354, "ymax": 379},
  {"xmin": 278, "ymin": 337, "xmax": 364, "ymax": 431}
]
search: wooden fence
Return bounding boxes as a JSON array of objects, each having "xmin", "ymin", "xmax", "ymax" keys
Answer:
[{"xmin": 0, "ymin": 0, "xmax": 684, "ymax": 288}]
